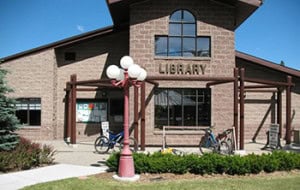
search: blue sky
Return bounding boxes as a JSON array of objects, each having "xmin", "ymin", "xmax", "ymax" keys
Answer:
[{"xmin": 0, "ymin": 0, "xmax": 299, "ymax": 70}]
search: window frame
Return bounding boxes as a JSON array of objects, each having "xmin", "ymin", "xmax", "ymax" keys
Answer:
[
  {"xmin": 15, "ymin": 98, "xmax": 41, "ymax": 127},
  {"xmin": 154, "ymin": 88, "xmax": 211, "ymax": 129},
  {"xmin": 154, "ymin": 9, "xmax": 211, "ymax": 58}
]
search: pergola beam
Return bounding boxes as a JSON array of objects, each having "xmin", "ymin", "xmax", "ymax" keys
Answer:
[
  {"xmin": 147, "ymin": 76, "xmax": 235, "ymax": 81},
  {"xmin": 245, "ymin": 77, "xmax": 294, "ymax": 87}
]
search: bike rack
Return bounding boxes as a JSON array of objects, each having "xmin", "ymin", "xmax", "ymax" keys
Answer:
[{"xmin": 162, "ymin": 126, "xmax": 207, "ymax": 150}]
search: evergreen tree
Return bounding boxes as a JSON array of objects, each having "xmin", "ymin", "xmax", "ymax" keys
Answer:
[{"xmin": 0, "ymin": 67, "xmax": 20, "ymax": 151}]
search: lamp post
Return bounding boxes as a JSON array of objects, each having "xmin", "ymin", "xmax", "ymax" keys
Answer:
[{"xmin": 106, "ymin": 56, "xmax": 147, "ymax": 179}]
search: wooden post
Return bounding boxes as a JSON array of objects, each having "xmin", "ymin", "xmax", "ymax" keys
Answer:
[
  {"xmin": 134, "ymin": 86, "xmax": 139, "ymax": 147},
  {"xmin": 239, "ymin": 68, "xmax": 245, "ymax": 150},
  {"xmin": 140, "ymin": 82, "xmax": 146, "ymax": 151},
  {"xmin": 277, "ymin": 89, "xmax": 282, "ymax": 138},
  {"xmin": 234, "ymin": 68, "xmax": 239, "ymax": 149},
  {"xmin": 66, "ymin": 83, "xmax": 72, "ymax": 141},
  {"xmin": 70, "ymin": 74, "xmax": 77, "ymax": 144},
  {"xmin": 286, "ymin": 76, "xmax": 292, "ymax": 144}
]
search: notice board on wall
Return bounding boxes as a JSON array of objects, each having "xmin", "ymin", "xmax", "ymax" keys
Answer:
[{"xmin": 76, "ymin": 102, "xmax": 107, "ymax": 123}]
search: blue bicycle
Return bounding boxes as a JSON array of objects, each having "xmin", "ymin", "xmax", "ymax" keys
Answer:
[
  {"xmin": 199, "ymin": 127, "xmax": 231, "ymax": 155},
  {"xmin": 94, "ymin": 130, "xmax": 138, "ymax": 154}
]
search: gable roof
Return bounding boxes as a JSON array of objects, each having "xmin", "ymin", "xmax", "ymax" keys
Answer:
[
  {"xmin": 2, "ymin": 0, "xmax": 262, "ymax": 63},
  {"xmin": 1, "ymin": 25, "xmax": 117, "ymax": 63},
  {"xmin": 106, "ymin": 0, "xmax": 262, "ymax": 29},
  {"xmin": 236, "ymin": 51, "xmax": 300, "ymax": 78}
]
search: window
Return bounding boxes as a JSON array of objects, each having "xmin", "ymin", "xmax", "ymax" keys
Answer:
[
  {"xmin": 155, "ymin": 10, "xmax": 211, "ymax": 57},
  {"xmin": 154, "ymin": 88, "xmax": 211, "ymax": 129},
  {"xmin": 16, "ymin": 98, "xmax": 41, "ymax": 126},
  {"xmin": 64, "ymin": 52, "xmax": 76, "ymax": 61},
  {"xmin": 110, "ymin": 99, "xmax": 124, "ymax": 123}
]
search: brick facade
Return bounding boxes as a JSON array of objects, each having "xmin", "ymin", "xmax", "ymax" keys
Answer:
[
  {"xmin": 130, "ymin": 0, "xmax": 235, "ymax": 145},
  {"xmin": 1, "ymin": 0, "xmax": 299, "ymax": 146}
]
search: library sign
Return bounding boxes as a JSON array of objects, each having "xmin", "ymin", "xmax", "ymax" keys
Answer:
[{"xmin": 159, "ymin": 63, "xmax": 207, "ymax": 75}]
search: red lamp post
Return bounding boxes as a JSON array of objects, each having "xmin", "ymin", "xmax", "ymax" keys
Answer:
[{"xmin": 106, "ymin": 56, "xmax": 147, "ymax": 180}]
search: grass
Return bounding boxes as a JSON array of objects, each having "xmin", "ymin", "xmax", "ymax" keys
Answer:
[{"xmin": 22, "ymin": 172, "xmax": 300, "ymax": 190}]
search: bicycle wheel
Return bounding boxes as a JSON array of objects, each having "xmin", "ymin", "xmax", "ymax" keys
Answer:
[
  {"xmin": 199, "ymin": 137, "xmax": 215, "ymax": 154},
  {"xmin": 219, "ymin": 141, "xmax": 230, "ymax": 155},
  {"xmin": 119, "ymin": 137, "xmax": 138, "ymax": 152},
  {"xmin": 94, "ymin": 136, "xmax": 110, "ymax": 154}
]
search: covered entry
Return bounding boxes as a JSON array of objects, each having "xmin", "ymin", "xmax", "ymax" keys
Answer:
[{"xmin": 65, "ymin": 66, "xmax": 295, "ymax": 150}]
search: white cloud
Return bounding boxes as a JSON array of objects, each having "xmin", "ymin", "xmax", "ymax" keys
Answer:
[{"xmin": 76, "ymin": 25, "xmax": 85, "ymax": 33}]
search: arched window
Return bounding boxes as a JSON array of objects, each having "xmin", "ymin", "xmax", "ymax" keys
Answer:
[{"xmin": 155, "ymin": 10, "xmax": 211, "ymax": 57}]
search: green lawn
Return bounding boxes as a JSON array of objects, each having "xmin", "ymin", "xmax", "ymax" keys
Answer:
[{"xmin": 22, "ymin": 172, "xmax": 300, "ymax": 190}]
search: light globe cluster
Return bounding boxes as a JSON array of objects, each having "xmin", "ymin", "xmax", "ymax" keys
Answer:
[{"xmin": 106, "ymin": 56, "xmax": 147, "ymax": 81}]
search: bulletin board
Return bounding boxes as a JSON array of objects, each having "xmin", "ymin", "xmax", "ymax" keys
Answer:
[{"xmin": 76, "ymin": 102, "xmax": 107, "ymax": 123}]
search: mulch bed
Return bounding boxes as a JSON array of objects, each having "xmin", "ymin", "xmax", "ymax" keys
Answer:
[{"xmin": 93, "ymin": 170, "xmax": 300, "ymax": 183}]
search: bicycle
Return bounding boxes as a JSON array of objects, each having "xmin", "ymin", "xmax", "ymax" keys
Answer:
[
  {"xmin": 199, "ymin": 127, "xmax": 231, "ymax": 155},
  {"xmin": 94, "ymin": 130, "xmax": 138, "ymax": 154},
  {"xmin": 216, "ymin": 127, "xmax": 236, "ymax": 154}
]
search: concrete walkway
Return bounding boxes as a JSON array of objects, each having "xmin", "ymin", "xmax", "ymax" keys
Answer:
[
  {"xmin": 0, "ymin": 141, "xmax": 110, "ymax": 190},
  {"xmin": 0, "ymin": 164, "xmax": 107, "ymax": 190}
]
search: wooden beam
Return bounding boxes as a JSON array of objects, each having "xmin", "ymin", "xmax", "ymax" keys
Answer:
[
  {"xmin": 147, "ymin": 76, "xmax": 235, "ymax": 82},
  {"xmin": 239, "ymin": 68, "xmax": 245, "ymax": 150},
  {"xmin": 66, "ymin": 83, "xmax": 71, "ymax": 141},
  {"xmin": 277, "ymin": 89, "xmax": 282, "ymax": 138},
  {"xmin": 140, "ymin": 82, "xmax": 146, "ymax": 151},
  {"xmin": 286, "ymin": 76, "xmax": 292, "ymax": 144},
  {"xmin": 73, "ymin": 79, "xmax": 111, "ymax": 85},
  {"xmin": 206, "ymin": 79, "xmax": 235, "ymax": 87},
  {"xmin": 244, "ymin": 85, "xmax": 276, "ymax": 89},
  {"xmin": 70, "ymin": 74, "xmax": 77, "ymax": 144},
  {"xmin": 234, "ymin": 68, "xmax": 239, "ymax": 149},
  {"xmin": 244, "ymin": 77, "xmax": 294, "ymax": 87},
  {"xmin": 134, "ymin": 86, "xmax": 139, "ymax": 148},
  {"xmin": 244, "ymin": 89, "xmax": 278, "ymax": 93},
  {"xmin": 145, "ymin": 79, "xmax": 159, "ymax": 86}
]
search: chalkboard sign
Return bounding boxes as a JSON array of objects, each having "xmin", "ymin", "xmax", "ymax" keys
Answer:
[
  {"xmin": 263, "ymin": 124, "xmax": 281, "ymax": 150},
  {"xmin": 269, "ymin": 124, "xmax": 279, "ymax": 149}
]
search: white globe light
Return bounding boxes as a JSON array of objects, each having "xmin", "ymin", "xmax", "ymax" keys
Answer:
[
  {"xmin": 128, "ymin": 64, "xmax": 141, "ymax": 78},
  {"xmin": 137, "ymin": 68, "xmax": 147, "ymax": 81},
  {"xmin": 116, "ymin": 69, "xmax": 124, "ymax": 81},
  {"xmin": 120, "ymin": 56, "xmax": 134, "ymax": 69},
  {"xmin": 106, "ymin": 65, "xmax": 120, "ymax": 79}
]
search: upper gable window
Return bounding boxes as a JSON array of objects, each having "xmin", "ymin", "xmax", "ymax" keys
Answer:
[{"xmin": 155, "ymin": 10, "xmax": 211, "ymax": 58}]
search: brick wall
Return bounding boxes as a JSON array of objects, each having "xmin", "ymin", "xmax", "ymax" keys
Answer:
[
  {"xmin": 55, "ymin": 30, "xmax": 129, "ymax": 140},
  {"xmin": 1, "ymin": 50, "xmax": 56, "ymax": 140},
  {"xmin": 237, "ymin": 59, "xmax": 300, "ymax": 142},
  {"xmin": 129, "ymin": 0, "xmax": 236, "ymax": 146}
]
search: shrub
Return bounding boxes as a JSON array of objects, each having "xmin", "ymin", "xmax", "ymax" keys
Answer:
[
  {"xmin": 106, "ymin": 150, "xmax": 300, "ymax": 176},
  {"xmin": 0, "ymin": 137, "xmax": 55, "ymax": 172},
  {"xmin": 272, "ymin": 151, "xmax": 296, "ymax": 171},
  {"xmin": 106, "ymin": 152, "xmax": 120, "ymax": 172},
  {"xmin": 245, "ymin": 154, "xmax": 263, "ymax": 174}
]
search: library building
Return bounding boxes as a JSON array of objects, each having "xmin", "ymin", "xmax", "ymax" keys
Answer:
[{"xmin": 1, "ymin": 0, "xmax": 299, "ymax": 150}]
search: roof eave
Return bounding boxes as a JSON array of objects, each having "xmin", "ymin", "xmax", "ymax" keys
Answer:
[
  {"xmin": 1, "ymin": 25, "xmax": 115, "ymax": 63},
  {"xmin": 236, "ymin": 51, "xmax": 300, "ymax": 78},
  {"xmin": 107, "ymin": 0, "xmax": 263, "ymax": 29}
]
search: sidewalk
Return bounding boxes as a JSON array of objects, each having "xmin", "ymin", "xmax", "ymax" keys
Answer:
[
  {"xmin": 0, "ymin": 140, "xmax": 110, "ymax": 190},
  {"xmin": 0, "ymin": 164, "xmax": 107, "ymax": 190}
]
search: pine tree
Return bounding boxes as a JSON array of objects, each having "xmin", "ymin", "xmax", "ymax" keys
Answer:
[{"xmin": 0, "ymin": 67, "xmax": 20, "ymax": 151}]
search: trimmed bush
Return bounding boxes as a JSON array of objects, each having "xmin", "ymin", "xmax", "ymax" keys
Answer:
[{"xmin": 106, "ymin": 150, "xmax": 300, "ymax": 176}]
